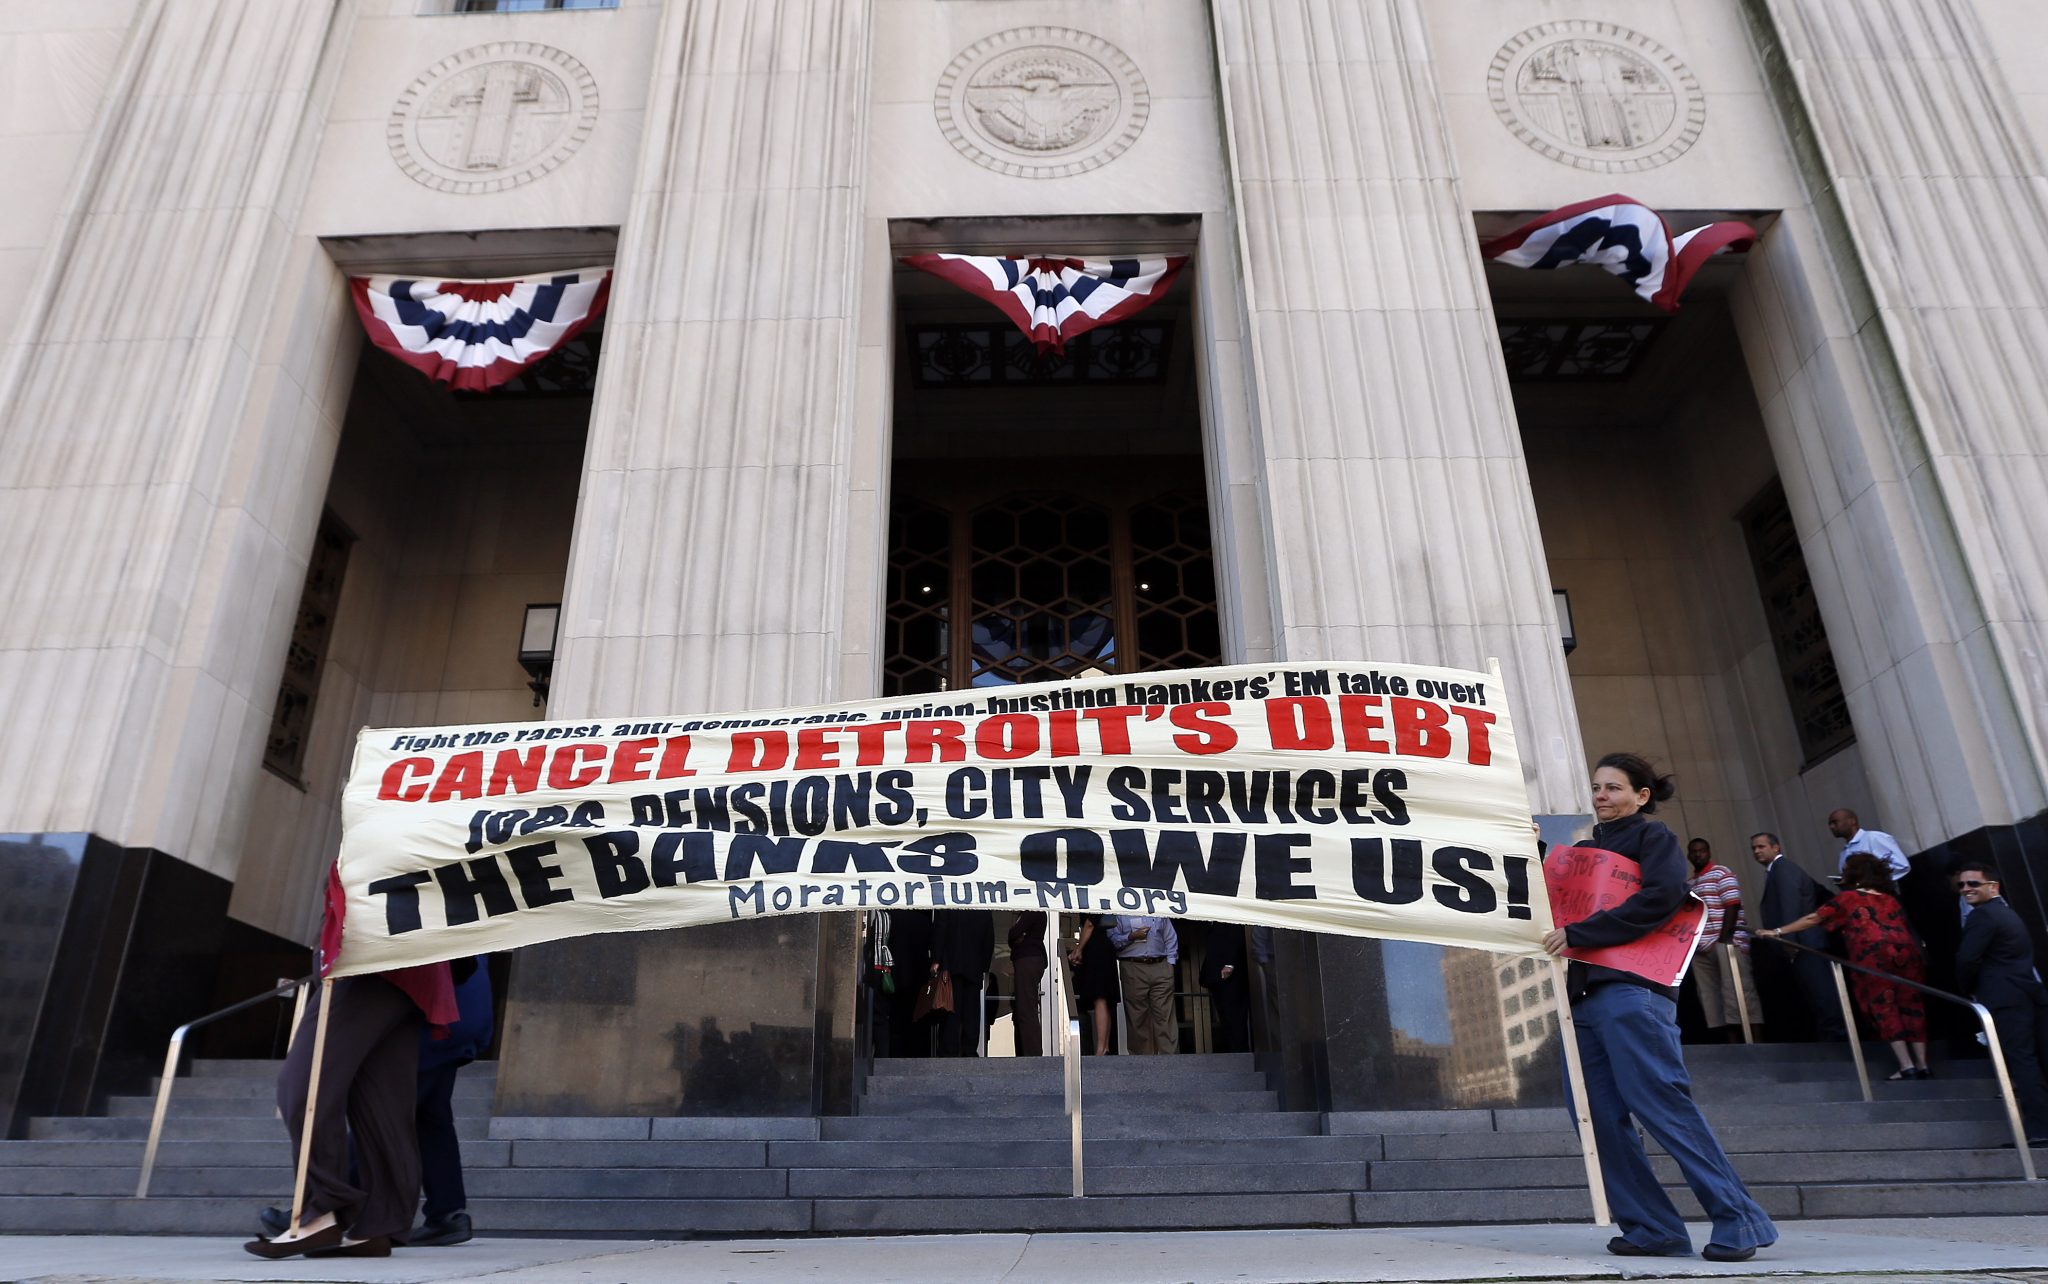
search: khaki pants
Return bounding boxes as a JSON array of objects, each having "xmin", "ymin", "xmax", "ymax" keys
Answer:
[
  {"xmin": 1119, "ymin": 958, "xmax": 1178, "ymax": 1054},
  {"xmin": 1693, "ymin": 945, "xmax": 1761, "ymax": 1030}
]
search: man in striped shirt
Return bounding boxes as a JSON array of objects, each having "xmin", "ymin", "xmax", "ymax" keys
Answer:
[{"xmin": 1688, "ymin": 838, "xmax": 1760, "ymax": 1039}]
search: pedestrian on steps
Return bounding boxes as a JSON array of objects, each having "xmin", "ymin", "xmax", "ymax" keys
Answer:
[{"xmin": 1544, "ymin": 752, "xmax": 1779, "ymax": 1263}]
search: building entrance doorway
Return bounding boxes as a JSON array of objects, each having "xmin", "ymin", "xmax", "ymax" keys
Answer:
[{"xmin": 863, "ymin": 231, "xmax": 1251, "ymax": 1064}]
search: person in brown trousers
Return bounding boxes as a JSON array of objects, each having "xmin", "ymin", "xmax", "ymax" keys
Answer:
[{"xmin": 245, "ymin": 867, "xmax": 456, "ymax": 1260}]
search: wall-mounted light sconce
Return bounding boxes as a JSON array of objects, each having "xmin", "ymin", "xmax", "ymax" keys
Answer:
[
  {"xmin": 1553, "ymin": 588, "xmax": 1577, "ymax": 656},
  {"xmin": 519, "ymin": 603, "xmax": 560, "ymax": 707}
]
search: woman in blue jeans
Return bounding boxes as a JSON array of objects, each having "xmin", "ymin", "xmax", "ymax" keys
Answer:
[{"xmin": 1542, "ymin": 752, "xmax": 1778, "ymax": 1261}]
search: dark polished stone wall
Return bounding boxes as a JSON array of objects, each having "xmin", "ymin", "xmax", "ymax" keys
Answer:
[
  {"xmin": 2, "ymin": 835, "xmax": 307, "ymax": 1137},
  {"xmin": 495, "ymin": 913, "xmax": 859, "ymax": 1117}
]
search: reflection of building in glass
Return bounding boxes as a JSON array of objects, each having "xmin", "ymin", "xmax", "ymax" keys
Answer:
[
  {"xmin": 1497, "ymin": 954, "xmax": 1561, "ymax": 1092},
  {"xmin": 1440, "ymin": 947, "xmax": 1514, "ymax": 1105},
  {"xmin": 1388, "ymin": 1030, "xmax": 1451, "ymax": 1102}
]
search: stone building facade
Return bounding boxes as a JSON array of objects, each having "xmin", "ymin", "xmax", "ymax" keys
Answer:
[{"xmin": 1, "ymin": 0, "xmax": 2044, "ymax": 1128}]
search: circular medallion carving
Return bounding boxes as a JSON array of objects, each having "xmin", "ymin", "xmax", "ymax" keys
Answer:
[
  {"xmin": 388, "ymin": 42, "xmax": 598, "ymax": 194},
  {"xmin": 1488, "ymin": 22, "xmax": 1702, "ymax": 173},
  {"xmin": 934, "ymin": 27, "xmax": 1150, "ymax": 179}
]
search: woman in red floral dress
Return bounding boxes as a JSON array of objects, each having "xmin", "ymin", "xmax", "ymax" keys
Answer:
[{"xmin": 1759, "ymin": 853, "xmax": 1929, "ymax": 1079}]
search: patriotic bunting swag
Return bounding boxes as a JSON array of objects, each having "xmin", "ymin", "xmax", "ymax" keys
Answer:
[
  {"xmin": 1480, "ymin": 195, "xmax": 1755, "ymax": 313},
  {"xmin": 903, "ymin": 254, "xmax": 1188, "ymax": 354},
  {"xmin": 350, "ymin": 267, "xmax": 612, "ymax": 392}
]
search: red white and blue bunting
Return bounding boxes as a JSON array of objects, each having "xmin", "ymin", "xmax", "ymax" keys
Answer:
[
  {"xmin": 903, "ymin": 254, "xmax": 1188, "ymax": 354},
  {"xmin": 350, "ymin": 267, "xmax": 612, "ymax": 392},
  {"xmin": 1480, "ymin": 196, "xmax": 1755, "ymax": 313}
]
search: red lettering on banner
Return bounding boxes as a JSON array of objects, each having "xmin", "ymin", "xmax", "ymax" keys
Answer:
[
  {"xmin": 380, "ymin": 757, "xmax": 435, "ymax": 801},
  {"xmin": 1267, "ymin": 697, "xmax": 1335, "ymax": 750},
  {"xmin": 976, "ymin": 714, "xmax": 1040, "ymax": 760},
  {"xmin": 727, "ymin": 731, "xmax": 787, "ymax": 772},
  {"xmin": 655, "ymin": 736, "xmax": 695, "ymax": 780},
  {"xmin": 1390, "ymin": 698, "xmax": 1451, "ymax": 758},
  {"xmin": 489, "ymin": 746, "xmax": 545, "ymax": 795},
  {"xmin": 607, "ymin": 738, "xmax": 657, "ymax": 783},
  {"xmin": 428, "ymin": 752, "xmax": 485, "ymax": 803},
  {"xmin": 848, "ymin": 721, "xmax": 902, "ymax": 766},
  {"xmin": 1082, "ymin": 706, "xmax": 1144, "ymax": 754},
  {"xmin": 1169, "ymin": 702, "xmax": 1237, "ymax": 754},
  {"xmin": 1450, "ymin": 706, "xmax": 1496, "ymax": 766},
  {"xmin": 905, "ymin": 720, "xmax": 966, "ymax": 763},
  {"xmin": 1047, "ymin": 710, "xmax": 1082, "ymax": 757},
  {"xmin": 794, "ymin": 727, "xmax": 843, "ymax": 770},
  {"xmin": 1337, "ymin": 696, "xmax": 1392, "ymax": 754},
  {"xmin": 546, "ymin": 743, "xmax": 605, "ymax": 789}
]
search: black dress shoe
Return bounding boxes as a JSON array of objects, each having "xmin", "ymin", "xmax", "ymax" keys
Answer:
[
  {"xmin": 1607, "ymin": 1236, "xmax": 1691, "ymax": 1257},
  {"xmin": 412, "ymin": 1211, "xmax": 473, "ymax": 1247},
  {"xmin": 1703, "ymin": 1243, "xmax": 1757, "ymax": 1262},
  {"xmin": 257, "ymin": 1205, "xmax": 289, "ymax": 1238},
  {"xmin": 243, "ymin": 1223, "xmax": 345, "ymax": 1259}
]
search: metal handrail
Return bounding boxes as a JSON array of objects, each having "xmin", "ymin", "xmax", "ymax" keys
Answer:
[
  {"xmin": 136, "ymin": 974, "xmax": 315, "ymax": 1198},
  {"xmin": 1759, "ymin": 934, "xmax": 2037, "ymax": 1180},
  {"xmin": 1064, "ymin": 1017, "xmax": 1083, "ymax": 1197}
]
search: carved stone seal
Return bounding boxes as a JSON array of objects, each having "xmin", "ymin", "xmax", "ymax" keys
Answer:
[
  {"xmin": 388, "ymin": 42, "xmax": 599, "ymax": 194},
  {"xmin": 1489, "ymin": 22, "xmax": 1702, "ymax": 173},
  {"xmin": 935, "ymin": 27, "xmax": 1149, "ymax": 179}
]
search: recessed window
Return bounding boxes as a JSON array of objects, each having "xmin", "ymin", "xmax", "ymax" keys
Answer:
[
  {"xmin": 1741, "ymin": 479, "xmax": 1854, "ymax": 767},
  {"xmin": 265, "ymin": 511, "xmax": 354, "ymax": 785}
]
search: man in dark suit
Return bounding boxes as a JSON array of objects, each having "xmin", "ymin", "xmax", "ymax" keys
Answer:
[
  {"xmin": 1200, "ymin": 922, "xmax": 1251, "ymax": 1053},
  {"xmin": 1750, "ymin": 832, "xmax": 1847, "ymax": 1041},
  {"xmin": 1955, "ymin": 860, "xmax": 2048, "ymax": 1144}
]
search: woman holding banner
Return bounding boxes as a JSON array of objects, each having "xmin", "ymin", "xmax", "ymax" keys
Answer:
[{"xmin": 1543, "ymin": 753, "xmax": 1778, "ymax": 1262}]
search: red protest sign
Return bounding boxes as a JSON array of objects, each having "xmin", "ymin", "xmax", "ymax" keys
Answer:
[{"xmin": 1543, "ymin": 845, "xmax": 1707, "ymax": 987}]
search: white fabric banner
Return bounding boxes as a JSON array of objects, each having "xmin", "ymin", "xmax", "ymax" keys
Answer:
[{"xmin": 330, "ymin": 662, "xmax": 1552, "ymax": 976}]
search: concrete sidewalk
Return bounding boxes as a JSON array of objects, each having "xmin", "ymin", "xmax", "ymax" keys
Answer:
[{"xmin": 3, "ymin": 1217, "xmax": 2045, "ymax": 1284}]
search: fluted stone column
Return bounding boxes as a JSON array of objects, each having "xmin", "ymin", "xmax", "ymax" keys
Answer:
[
  {"xmin": 0, "ymin": 0, "xmax": 357, "ymax": 1128},
  {"xmin": 0, "ymin": 0, "xmax": 355, "ymax": 872},
  {"xmin": 498, "ymin": 0, "xmax": 874, "ymax": 1118},
  {"xmin": 1208, "ymin": 0, "xmax": 1583, "ymax": 1112},
  {"xmin": 1738, "ymin": 0, "xmax": 2048, "ymax": 844},
  {"xmin": 1209, "ymin": 0, "xmax": 1584, "ymax": 810}
]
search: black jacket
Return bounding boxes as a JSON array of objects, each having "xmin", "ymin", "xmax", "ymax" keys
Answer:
[
  {"xmin": 1758, "ymin": 856, "xmax": 1832, "ymax": 949},
  {"xmin": 1200, "ymin": 922, "xmax": 1249, "ymax": 991},
  {"xmin": 1957, "ymin": 897, "xmax": 2046, "ymax": 1008},
  {"xmin": 1563, "ymin": 812, "xmax": 1688, "ymax": 1001},
  {"xmin": 930, "ymin": 910, "xmax": 995, "ymax": 979}
]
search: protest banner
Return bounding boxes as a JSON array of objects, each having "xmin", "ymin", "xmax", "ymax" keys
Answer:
[
  {"xmin": 327, "ymin": 661, "xmax": 1553, "ymax": 976},
  {"xmin": 1543, "ymin": 844, "xmax": 1709, "ymax": 986}
]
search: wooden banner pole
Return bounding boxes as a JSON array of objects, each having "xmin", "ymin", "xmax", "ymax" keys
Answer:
[
  {"xmin": 1549, "ymin": 956, "xmax": 1611, "ymax": 1226},
  {"xmin": 286, "ymin": 976, "xmax": 335, "ymax": 1237}
]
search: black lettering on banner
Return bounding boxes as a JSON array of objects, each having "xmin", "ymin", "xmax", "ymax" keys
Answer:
[
  {"xmin": 507, "ymin": 842, "xmax": 575, "ymax": 909},
  {"xmin": 1020, "ymin": 829, "xmax": 1104, "ymax": 886},
  {"xmin": 368, "ymin": 871, "xmax": 431, "ymax": 934},
  {"xmin": 946, "ymin": 767, "xmax": 987, "ymax": 820},
  {"xmin": 1350, "ymin": 837, "xmax": 1424, "ymax": 904},
  {"xmin": 1253, "ymin": 833, "xmax": 1316, "ymax": 900},
  {"xmin": 651, "ymin": 831, "xmax": 716, "ymax": 885},
  {"xmin": 900, "ymin": 832, "xmax": 978, "ymax": 877},
  {"xmin": 1431, "ymin": 846, "xmax": 1497, "ymax": 914},
  {"xmin": 1372, "ymin": 768, "xmax": 1410, "ymax": 825},
  {"xmin": 1111, "ymin": 829, "xmax": 1246, "ymax": 895},
  {"xmin": 873, "ymin": 769, "xmax": 916, "ymax": 825},
  {"xmin": 586, "ymin": 832, "xmax": 650, "ymax": 898},
  {"xmin": 729, "ymin": 881, "xmax": 764, "ymax": 916},
  {"xmin": 1105, "ymin": 766, "xmax": 1147, "ymax": 821},
  {"xmin": 435, "ymin": 855, "xmax": 520, "ymax": 926},
  {"xmin": 1502, "ymin": 855, "xmax": 1534, "ymax": 920},
  {"xmin": 726, "ymin": 834, "xmax": 804, "ymax": 880},
  {"xmin": 813, "ymin": 838, "xmax": 897, "ymax": 874}
]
